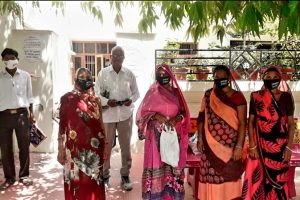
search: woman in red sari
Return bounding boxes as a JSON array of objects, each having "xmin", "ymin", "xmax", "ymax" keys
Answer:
[
  {"xmin": 136, "ymin": 64, "xmax": 190, "ymax": 200},
  {"xmin": 242, "ymin": 66, "xmax": 295, "ymax": 200},
  {"xmin": 57, "ymin": 68, "xmax": 106, "ymax": 200},
  {"xmin": 197, "ymin": 65, "xmax": 247, "ymax": 200}
]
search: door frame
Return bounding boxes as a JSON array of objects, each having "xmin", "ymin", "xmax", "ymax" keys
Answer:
[{"xmin": 95, "ymin": 55, "xmax": 104, "ymax": 81}]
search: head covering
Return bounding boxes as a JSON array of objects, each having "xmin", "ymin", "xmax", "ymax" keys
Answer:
[
  {"xmin": 213, "ymin": 65, "xmax": 242, "ymax": 92},
  {"xmin": 136, "ymin": 63, "xmax": 190, "ymax": 169},
  {"xmin": 262, "ymin": 65, "xmax": 290, "ymax": 92},
  {"xmin": 212, "ymin": 65, "xmax": 245, "ymax": 109},
  {"xmin": 255, "ymin": 65, "xmax": 295, "ymax": 123},
  {"xmin": 74, "ymin": 67, "xmax": 95, "ymax": 95},
  {"xmin": 154, "ymin": 64, "xmax": 190, "ymax": 127}
]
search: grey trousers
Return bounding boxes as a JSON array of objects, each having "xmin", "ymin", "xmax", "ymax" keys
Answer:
[
  {"xmin": 0, "ymin": 110, "xmax": 30, "ymax": 181},
  {"xmin": 103, "ymin": 116, "xmax": 133, "ymax": 178}
]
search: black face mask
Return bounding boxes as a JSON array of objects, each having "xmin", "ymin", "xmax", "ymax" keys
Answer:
[
  {"xmin": 157, "ymin": 76, "xmax": 171, "ymax": 85},
  {"xmin": 263, "ymin": 79, "xmax": 280, "ymax": 90},
  {"xmin": 214, "ymin": 78, "xmax": 229, "ymax": 89},
  {"xmin": 76, "ymin": 78, "xmax": 94, "ymax": 91}
]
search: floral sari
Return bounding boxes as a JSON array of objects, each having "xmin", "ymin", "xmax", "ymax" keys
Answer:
[
  {"xmin": 198, "ymin": 88, "xmax": 247, "ymax": 200},
  {"xmin": 242, "ymin": 74, "xmax": 294, "ymax": 200},
  {"xmin": 59, "ymin": 90, "xmax": 106, "ymax": 200},
  {"xmin": 136, "ymin": 64, "xmax": 190, "ymax": 200}
]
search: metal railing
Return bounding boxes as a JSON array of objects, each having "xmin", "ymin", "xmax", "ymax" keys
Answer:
[{"xmin": 155, "ymin": 49, "xmax": 300, "ymax": 81}]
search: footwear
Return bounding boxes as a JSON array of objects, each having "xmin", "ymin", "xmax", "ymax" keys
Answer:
[
  {"xmin": 0, "ymin": 179, "xmax": 15, "ymax": 190},
  {"xmin": 19, "ymin": 177, "xmax": 33, "ymax": 186},
  {"xmin": 121, "ymin": 176, "xmax": 133, "ymax": 191}
]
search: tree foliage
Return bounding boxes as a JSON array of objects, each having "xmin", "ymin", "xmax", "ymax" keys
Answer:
[
  {"xmin": 1, "ymin": 1, "xmax": 300, "ymax": 43},
  {"xmin": 0, "ymin": 1, "xmax": 23, "ymax": 24}
]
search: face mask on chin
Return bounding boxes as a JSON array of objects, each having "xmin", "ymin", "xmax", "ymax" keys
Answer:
[
  {"xmin": 214, "ymin": 78, "xmax": 229, "ymax": 89},
  {"xmin": 76, "ymin": 78, "xmax": 94, "ymax": 91},
  {"xmin": 4, "ymin": 59, "xmax": 18, "ymax": 70},
  {"xmin": 156, "ymin": 76, "xmax": 171, "ymax": 85},
  {"xmin": 263, "ymin": 79, "xmax": 281, "ymax": 90}
]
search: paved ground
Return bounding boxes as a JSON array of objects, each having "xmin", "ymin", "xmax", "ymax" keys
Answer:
[
  {"xmin": 0, "ymin": 150, "xmax": 299, "ymax": 200},
  {"xmin": 0, "ymin": 150, "xmax": 193, "ymax": 200}
]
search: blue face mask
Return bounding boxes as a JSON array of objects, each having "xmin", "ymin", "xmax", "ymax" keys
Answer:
[{"xmin": 76, "ymin": 78, "xmax": 93, "ymax": 91}]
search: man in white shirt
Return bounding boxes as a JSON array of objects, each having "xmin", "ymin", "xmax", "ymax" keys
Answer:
[
  {"xmin": 0, "ymin": 48, "xmax": 35, "ymax": 190},
  {"xmin": 95, "ymin": 46, "xmax": 140, "ymax": 191}
]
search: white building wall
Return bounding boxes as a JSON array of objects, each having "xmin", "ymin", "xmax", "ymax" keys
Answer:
[
  {"xmin": 180, "ymin": 81, "xmax": 300, "ymax": 119},
  {"xmin": 0, "ymin": 14, "xmax": 16, "ymax": 61},
  {"xmin": 6, "ymin": 30, "xmax": 72, "ymax": 153}
]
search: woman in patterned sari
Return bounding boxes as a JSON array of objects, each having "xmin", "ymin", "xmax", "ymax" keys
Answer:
[
  {"xmin": 57, "ymin": 68, "xmax": 106, "ymax": 200},
  {"xmin": 242, "ymin": 66, "xmax": 295, "ymax": 200},
  {"xmin": 136, "ymin": 64, "xmax": 190, "ymax": 200},
  {"xmin": 197, "ymin": 65, "xmax": 247, "ymax": 200}
]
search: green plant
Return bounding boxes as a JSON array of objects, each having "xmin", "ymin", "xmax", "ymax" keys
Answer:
[
  {"xmin": 207, "ymin": 74, "xmax": 214, "ymax": 80},
  {"xmin": 186, "ymin": 74, "xmax": 196, "ymax": 81},
  {"xmin": 268, "ymin": 36, "xmax": 300, "ymax": 69},
  {"xmin": 157, "ymin": 39, "xmax": 180, "ymax": 64},
  {"xmin": 163, "ymin": 39, "xmax": 180, "ymax": 50}
]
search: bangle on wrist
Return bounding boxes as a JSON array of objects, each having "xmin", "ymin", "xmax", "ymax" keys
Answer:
[
  {"xmin": 235, "ymin": 145, "xmax": 242, "ymax": 150},
  {"xmin": 249, "ymin": 145, "xmax": 257, "ymax": 150},
  {"xmin": 285, "ymin": 146, "xmax": 292, "ymax": 152}
]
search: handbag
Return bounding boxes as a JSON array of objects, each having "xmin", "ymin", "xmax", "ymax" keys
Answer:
[
  {"xmin": 159, "ymin": 124, "xmax": 180, "ymax": 167},
  {"xmin": 29, "ymin": 124, "xmax": 47, "ymax": 148}
]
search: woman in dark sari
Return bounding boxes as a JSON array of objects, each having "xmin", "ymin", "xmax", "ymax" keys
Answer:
[
  {"xmin": 57, "ymin": 68, "xmax": 106, "ymax": 200},
  {"xmin": 242, "ymin": 66, "xmax": 295, "ymax": 200},
  {"xmin": 197, "ymin": 65, "xmax": 247, "ymax": 200}
]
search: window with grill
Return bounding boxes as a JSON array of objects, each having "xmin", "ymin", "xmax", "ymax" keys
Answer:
[
  {"xmin": 84, "ymin": 43, "xmax": 95, "ymax": 53},
  {"xmin": 97, "ymin": 43, "xmax": 108, "ymax": 54},
  {"xmin": 85, "ymin": 56, "xmax": 96, "ymax": 81},
  {"xmin": 74, "ymin": 57, "xmax": 81, "ymax": 70},
  {"xmin": 108, "ymin": 43, "xmax": 117, "ymax": 54},
  {"xmin": 71, "ymin": 40, "xmax": 117, "ymax": 83},
  {"xmin": 73, "ymin": 42, "xmax": 83, "ymax": 53}
]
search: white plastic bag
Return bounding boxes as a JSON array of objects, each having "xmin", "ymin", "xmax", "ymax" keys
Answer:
[
  {"xmin": 160, "ymin": 124, "xmax": 180, "ymax": 167},
  {"xmin": 188, "ymin": 132, "xmax": 200, "ymax": 155}
]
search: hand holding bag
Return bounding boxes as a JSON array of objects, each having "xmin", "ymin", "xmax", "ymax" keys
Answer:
[{"xmin": 159, "ymin": 124, "xmax": 180, "ymax": 167}]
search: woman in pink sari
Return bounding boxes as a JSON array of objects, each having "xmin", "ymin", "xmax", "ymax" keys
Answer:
[
  {"xmin": 136, "ymin": 64, "xmax": 190, "ymax": 200},
  {"xmin": 242, "ymin": 66, "xmax": 295, "ymax": 200}
]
